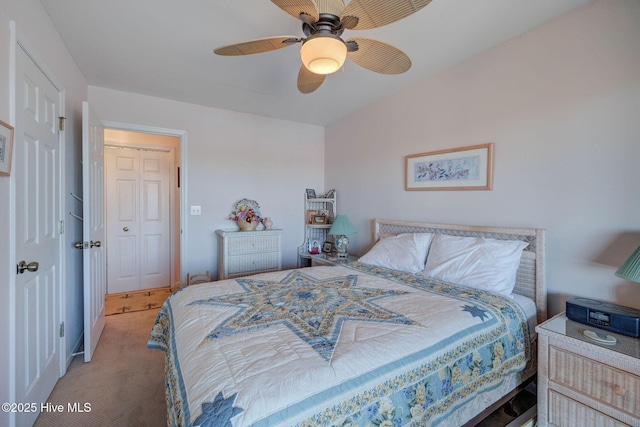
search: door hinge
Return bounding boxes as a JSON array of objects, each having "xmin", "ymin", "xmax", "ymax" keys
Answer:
[
  {"xmin": 59, "ymin": 220, "xmax": 64, "ymax": 235},
  {"xmin": 59, "ymin": 322, "xmax": 65, "ymax": 338},
  {"xmin": 59, "ymin": 116, "xmax": 66, "ymax": 132}
]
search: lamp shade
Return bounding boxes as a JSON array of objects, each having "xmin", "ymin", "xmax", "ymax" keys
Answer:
[
  {"xmin": 329, "ymin": 215, "xmax": 357, "ymax": 236},
  {"xmin": 616, "ymin": 245, "xmax": 640, "ymax": 283},
  {"xmin": 300, "ymin": 35, "xmax": 347, "ymax": 75}
]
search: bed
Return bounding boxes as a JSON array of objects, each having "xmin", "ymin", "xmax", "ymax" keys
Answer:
[{"xmin": 149, "ymin": 219, "xmax": 546, "ymax": 426}]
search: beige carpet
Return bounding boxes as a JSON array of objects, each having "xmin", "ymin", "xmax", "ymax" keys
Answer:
[{"xmin": 34, "ymin": 309, "xmax": 166, "ymax": 427}]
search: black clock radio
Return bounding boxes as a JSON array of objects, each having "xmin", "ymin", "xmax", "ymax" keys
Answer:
[{"xmin": 566, "ymin": 297, "xmax": 640, "ymax": 338}]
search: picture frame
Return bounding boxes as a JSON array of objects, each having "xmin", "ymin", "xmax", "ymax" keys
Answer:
[
  {"xmin": 306, "ymin": 209, "xmax": 317, "ymax": 224},
  {"xmin": 405, "ymin": 143, "xmax": 494, "ymax": 191},
  {"xmin": 311, "ymin": 214, "xmax": 328, "ymax": 225},
  {"xmin": 0, "ymin": 120, "xmax": 14, "ymax": 176},
  {"xmin": 306, "ymin": 188, "xmax": 316, "ymax": 199},
  {"xmin": 322, "ymin": 242, "xmax": 333, "ymax": 253},
  {"xmin": 308, "ymin": 239, "xmax": 321, "ymax": 254},
  {"xmin": 324, "ymin": 189, "xmax": 335, "ymax": 199},
  {"xmin": 318, "ymin": 209, "xmax": 330, "ymax": 217}
]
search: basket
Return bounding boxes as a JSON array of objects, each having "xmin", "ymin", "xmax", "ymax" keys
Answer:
[{"xmin": 237, "ymin": 218, "xmax": 259, "ymax": 231}]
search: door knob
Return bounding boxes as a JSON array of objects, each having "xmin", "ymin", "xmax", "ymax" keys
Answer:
[
  {"xmin": 90, "ymin": 240, "xmax": 102, "ymax": 248},
  {"xmin": 74, "ymin": 242, "xmax": 84, "ymax": 249},
  {"xmin": 17, "ymin": 261, "xmax": 39, "ymax": 274},
  {"xmin": 123, "ymin": 227, "xmax": 129, "ymax": 232}
]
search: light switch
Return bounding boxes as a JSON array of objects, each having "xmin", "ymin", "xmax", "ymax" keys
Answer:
[{"xmin": 190, "ymin": 205, "xmax": 201, "ymax": 215}]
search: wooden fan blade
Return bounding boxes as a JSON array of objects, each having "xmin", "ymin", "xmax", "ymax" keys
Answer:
[
  {"xmin": 297, "ymin": 65, "xmax": 326, "ymax": 94},
  {"xmin": 214, "ymin": 36, "xmax": 299, "ymax": 56},
  {"xmin": 315, "ymin": 0, "xmax": 345, "ymax": 16},
  {"xmin": 271, "ymin": 0, "xmax": 319, "ymax": 22},
  {"xmin": 341, "ymin": 0, "xmax": 432, "ymax": 30},
  {"xmin": 346, "ymin": 38, "xmax": 411, "ymax": 74}
]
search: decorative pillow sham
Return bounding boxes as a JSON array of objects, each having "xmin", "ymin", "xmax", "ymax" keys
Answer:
[
  {"xmin": 421, "ymin": 234, "xmax": 528, "ymax": 296},
  {"xmin": 358, "ymin": 233, "xmax": 434, "ymax": 274}
]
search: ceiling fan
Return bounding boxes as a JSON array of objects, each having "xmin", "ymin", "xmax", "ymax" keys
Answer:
[{"xmin": 214, "ymin": 0, "xmax": 432, "ymax": 94}]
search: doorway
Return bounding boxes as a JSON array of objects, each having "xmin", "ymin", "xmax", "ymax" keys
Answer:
[{"xmin": 104, "ymin": 129, "xmax": 181, "ymax": 294}]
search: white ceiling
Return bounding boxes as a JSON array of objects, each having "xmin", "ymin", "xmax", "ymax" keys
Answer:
[{"xmin": 39, "ymin": 0, "xmax": 592, "ymax": 126}]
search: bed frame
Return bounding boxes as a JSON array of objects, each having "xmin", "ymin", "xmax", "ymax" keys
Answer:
[
  {"xmin": 374, "ymin": 219, "xmax": 546, "ymax": 425},
  {"xmin": 374, "ymin": 219, "xmax": 547, "ymax": 324}
]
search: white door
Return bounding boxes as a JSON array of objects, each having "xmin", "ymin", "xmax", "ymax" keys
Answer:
[
  {"xmin": 14, "ymin": 46, "xmax": 62, "ymax": 427},
  {"xmin": 105, "ymin": 147, "xmax": 171, "ymax": 294},
  {"xmin": 82, "ymin": 102, "xmax": 106, "ymax": 362}
]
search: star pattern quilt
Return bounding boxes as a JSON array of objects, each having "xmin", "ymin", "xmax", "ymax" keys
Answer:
[{"xmin": 148, "ymin": 263, "xmax": 531, "ymax": 427}]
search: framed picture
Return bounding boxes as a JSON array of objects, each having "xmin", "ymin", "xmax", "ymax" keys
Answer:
[
  {"xmin": 324, "ymin": 189, "xmax": 335, "ymax": 199},
  {"xmin": 318, "ymin": 209, "xmax": 330, "ymax": 217},
  {"xmin": 308, "ymin": 239, "xmax": 321, "ymax": 254},
  {"xmin": 322, "ymin": 242, "xmax": 333, "ymax": 253},
  {"xmin": 311, "ymin": 214, "xmax": 328, "ymax": 225},
  {"xmin": 306, "ymin": 209, "xmax": 317, "ymax": 224},
  {"xmin": 306, "ymin": 188, "xmax": 316, "ymax": 199},
  {"xmin": 0, "ymin": 120, "xmax": 14, "ymax": 176},
  {"xmin": 405, "ymin": 143, "xmax": 494, "ymax": 191}
]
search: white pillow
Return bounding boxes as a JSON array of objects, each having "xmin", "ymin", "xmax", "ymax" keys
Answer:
[
  {"xmin": 421, "ymin": 234, "xmax": 528, "ymax": 296},
  {"xmin": 358, "ymin": 233, "xmax": 433, "ymax": 274}
]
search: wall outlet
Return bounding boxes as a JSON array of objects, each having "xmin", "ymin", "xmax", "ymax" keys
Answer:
[{"xmin": 190, "ymin": 205, "xmax": 201, "ymax": 215}]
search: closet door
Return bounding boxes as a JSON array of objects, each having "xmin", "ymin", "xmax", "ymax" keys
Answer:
[
  {"xmin": 139, "ymin": 150, "xmax": 171, "ymax": 289},
  {"xmin": 106, "ymin": 147, "xmax": 171, "ymax": 293}
]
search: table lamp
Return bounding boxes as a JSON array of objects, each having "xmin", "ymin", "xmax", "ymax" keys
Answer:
[
  {"xmin": 616, "ymin": 245, "xmax": 640, "ymax": 283},
  {"xmin": 328, "ymin": 215, "xmax": 357, "ymax": 259}
]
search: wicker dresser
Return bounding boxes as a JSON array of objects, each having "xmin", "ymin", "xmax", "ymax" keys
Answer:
[
  {"xmin": 216, "ymin": 229, "xmax": 283, "ymax": 280},
  {"xmin": 536, "ymin": 313, "xmax": 640, "ymax": 426}
]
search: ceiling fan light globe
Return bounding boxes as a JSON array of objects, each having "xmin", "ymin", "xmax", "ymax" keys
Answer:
[
  {"xmin": 300, "ymin": 36, "xmax": 347, "ymax": 75},
  {"xmin": 306, "ymin": 58, "xmax": 342, "ymax": 74}
]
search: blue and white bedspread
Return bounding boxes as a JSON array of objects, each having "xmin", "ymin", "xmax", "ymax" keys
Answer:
[{"xmin": 148, "ymin": 263, "xmax": 531, "ymax": 427}]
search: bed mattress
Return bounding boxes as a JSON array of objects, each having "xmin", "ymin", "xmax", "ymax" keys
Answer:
[{"xmin": 149, "ymin": 262, "xmax": 532, "ymax": 427}]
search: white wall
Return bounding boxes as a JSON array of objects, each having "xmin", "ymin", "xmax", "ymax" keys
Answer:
[
  {"xmin": 325, "ymin": 0, "xmax": 640, "ymax": 316},
  {"xmin": 0, "ymin": 0, "xmax": 88, "ymax": 424},
  {"xmin": 89, "ymin": 87, "xmax": 325, "ymax": 279},
  {"xmin": 1, "ymin": 2, "xmax": 636, "ymax": 422}
]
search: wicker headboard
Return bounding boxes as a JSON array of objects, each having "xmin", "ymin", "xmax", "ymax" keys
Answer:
[{"xmin": 373, "ymin": 219, "xmax": 547, "ymax": 324}]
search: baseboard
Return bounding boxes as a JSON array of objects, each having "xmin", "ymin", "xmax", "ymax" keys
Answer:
[{"xmin": 66, "ymin": 331, "xmax": 84, "ymax": 368}]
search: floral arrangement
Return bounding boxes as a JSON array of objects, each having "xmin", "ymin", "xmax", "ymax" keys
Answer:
[{"xmin": 228, "ymin": 198, "xmax": 262, "ymax": 224}]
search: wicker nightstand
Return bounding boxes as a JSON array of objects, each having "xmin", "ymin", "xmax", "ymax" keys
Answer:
[{"xmin": 536, "ymin": 313, "xmax": 640, "ymax": 426}]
